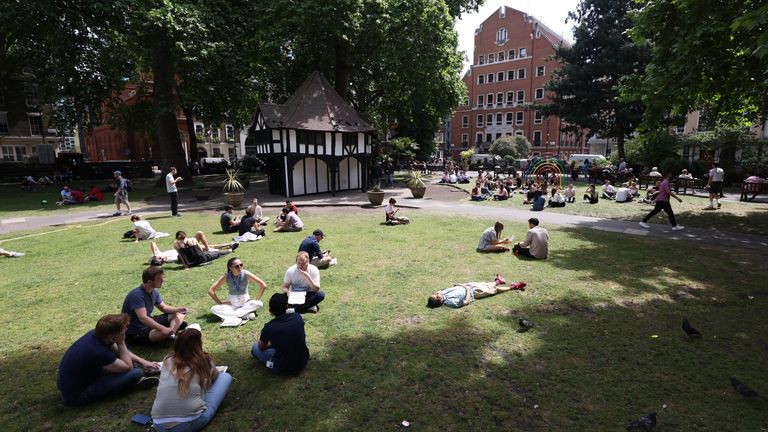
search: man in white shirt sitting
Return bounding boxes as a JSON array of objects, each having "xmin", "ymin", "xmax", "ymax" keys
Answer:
[
  {"xmin": 282, "ymin": 252, "xmax": 324, "ymax": 313},
  {"xmin": 614, "ymin": 183, "xmax": 633, "ymax": 203},
  {"xmin": 601, "ymin": 180, "xmax": 616, "ymax": 200}
]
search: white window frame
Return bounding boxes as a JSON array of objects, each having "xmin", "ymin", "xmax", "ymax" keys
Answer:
[
  {"xmin": 497, "ymin": 72, "xmax": 504, "ymax": 82},
  {"xmin": 476, "ymin": 133, "xmax": 483, "ymax": 144},
  {"xmin": 488, "ymin": 53, "xmax": 495, "ymax": 63},
  {"xmin": 495, "ymin": 113, "xmax": 503, "ymax": 125},
  {"xmin": 462, "ymin": 116, "xmax": 469, "ymax": 128},
  {"xmin": 516, "ymin": 90, "xmax": 525, "ymax": 104},
  {"xmin": 477, "ymin": 95, "xmax": 484, "ymax": 108},
  {"xmin": 515, "ymin": 130, "xmax": 524, "ymax": 136},
  {"xmin": 487, "ymin": 73, "xmax": 494, "ymax": 83},
  {"xmin": 496, "ymin": 92, "xmax": 503, "ymax": 107},
  {"xmin": 535, "ymin": 88, "xmax": 544, "ymax": 100},
  {"xmin": 486, "ymin": 93, "xmax": 493, "ymax": 107},
  {"xmin": 519, "ymin": 47, "xmax": 527, "ymax": 58},
  {"xmin": 28, "ymin": 113, "xmax": 43, "ymax": 136},
  {"xmin": 534, "ymin": 111, "xmax": 543, "ymax": 124},
  {"xmin": 461, "ymin": 133, "xmax": 468, "ymax": 144},
  {"xmin": 516, "ymin": 112, "xmax": 524, "ymax": 125},
  {"xmin": 533, "ymin": 131, "xmax": 542, "ymax": 146},
  {"xmin": 536, "ymin": 65, "xmax": 545, "ymax": 77},
  {"xmin": 508, "ymin": 49, "xmax": 516, "ymax": 59},
  {"xmin": 478, "ymin": 74, "xmax": 485, "ymax": 85},
  {"xmin": 506, "ymin": 112, "xmax": 513, "ymax": 125},
  {"xmin": 478, "ymin": 55, "xmax": 485, "ymax": 65},
  {"xmin": 486, "ymin": 114, "xmax": 493, "ymax": 126},
  {"xmin": 506, "ymin": 91, "xmax": 514, "ymax": 105},
  {"xmin": 476, "ymin": 114, "xmax": 484, "ymax": 127},
  {"xmin": 517, "ymin": 68, "xmax": 526, "ymax": 80},
  {"xmin": 498, "ymin": 51, "xmax": 505, "ymax": 61},
  {"xmin": 507, "ymin": 70, "xmax": 514, "ymax": 80}
]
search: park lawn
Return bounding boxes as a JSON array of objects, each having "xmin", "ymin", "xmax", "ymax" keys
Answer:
[
  {"xmin": 446, "ymin": 182, "xmax": 768, "ymax": 236},
  {"xmin": 0, "ymin": 209, "xmax": 766, "ymax": 431}
]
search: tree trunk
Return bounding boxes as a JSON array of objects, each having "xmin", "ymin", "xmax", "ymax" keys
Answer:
[
  {"xmin": 152, "ymin": 31, "xmax": 192, "ymax": 179},
  {"xmin": 616, "ymin": 134, "xmax": 625, "ymax": 160},
  {"xmin": 182, "ymin": 106, "xmax": 198, "ymax": 163},
  {"xmin": 334, "ymin": 39, "xmax": 350, "ymax": 101}
]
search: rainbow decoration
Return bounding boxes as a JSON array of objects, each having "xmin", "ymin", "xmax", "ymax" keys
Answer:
[{"xmin": 523, "ymin": 157, "xmax": 571, "ymax": 188}]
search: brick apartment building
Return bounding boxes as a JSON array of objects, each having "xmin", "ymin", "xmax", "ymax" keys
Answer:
[{"xmin": 448, "ymin": 6, "xmax": 587, "ymax": 160}]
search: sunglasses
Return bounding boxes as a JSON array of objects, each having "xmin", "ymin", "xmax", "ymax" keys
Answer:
[{"xmin": 232, "ymin": 263, "xmax": 244, "ymax": 268}]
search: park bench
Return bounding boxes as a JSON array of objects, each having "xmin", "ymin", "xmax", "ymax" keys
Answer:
[
  {"xmin": 672, "ymin": 178, "xmax": 705, "ymax": 194},
  {"xmin": 637, "ymin": 175, "xmax": 664, "ymax": 189},
  {"xmin": 740, "ymin": 181, "xmax": 768, "ymax": 202}
]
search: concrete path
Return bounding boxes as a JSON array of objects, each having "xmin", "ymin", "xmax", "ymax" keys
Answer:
[{"xmin": 2, "ymin": 178, "xmax": 767, "ymax": 251}]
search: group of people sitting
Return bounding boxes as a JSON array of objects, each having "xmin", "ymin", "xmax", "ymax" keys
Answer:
[
  {"xmin": 55, "ymin": 185, "xmax": 104, "ymax": 206},
  {"xmin": 470, "ymin": 169, "xmax": 524, "ymax": 201},
  {"xmin": 582, "ymin": 180, "xmax": 641, "ymax": 204},
  {"xmin": 219, "ymin": 199, "xmax": 305, "ymax": 236},
  {"xmin": 438, "ymin": 168, "xmax": 471, "ymax": 184}
]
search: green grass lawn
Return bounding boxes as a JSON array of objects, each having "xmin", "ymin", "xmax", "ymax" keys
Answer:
[
  {"xmin": 0, "ymin": 209, "xmax": 766, "ymax": 431},
  {"xmin": 449, "ymin": 182, "xmax": 768, "ymax": 236}
]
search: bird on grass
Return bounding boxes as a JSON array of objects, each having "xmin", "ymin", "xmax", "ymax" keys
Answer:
[
  {"xmin": 730, "ymin": 377, "xmax": 768, "ymax": 401},
  {"xmin": 682, "ymin": 318, "xmax": 702, "ymax": 338},
  {"xmin": 518, "ymin": 319, "xmax": 534, "ymax": 332},
  {"xmin": 626, "ymin": 412, "xmax": 656, "ymax": 431}
]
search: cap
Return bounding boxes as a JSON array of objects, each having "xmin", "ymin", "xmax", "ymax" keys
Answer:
[
  {"xmin": 113, "ymin": 170, "xmax": 121, "ymax": 176},
  {"xmin": 312, "ymin": 229, "xmax": 325, "ymax": 237}
]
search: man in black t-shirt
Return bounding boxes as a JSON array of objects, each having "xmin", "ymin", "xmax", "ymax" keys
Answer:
[
  {"xmin": 220, "ymin": 205, "xmax": 241, "ymax": 233},
  {"xmin": 251, "ymin": 293, "xmax": 309, "ymax": 375},
  {"xmin": 239, "ymin": 207, "xmax": 266, "ymax": 236}
]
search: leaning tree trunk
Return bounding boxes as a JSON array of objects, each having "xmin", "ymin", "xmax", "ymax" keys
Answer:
[
  {"xmin": 182, "ymin": 106, "xmax": 198, "ymax": 163},
  {"xmin": 152, "ymin": 32, "xmax": 192, "ymax": 179},
  {"xmin": 334, "ymin": 39, "xmax": 351, "ymax": 101}
]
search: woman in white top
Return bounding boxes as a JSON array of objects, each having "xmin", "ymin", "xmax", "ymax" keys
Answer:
[
  {"xmin": 131, "ymin": 214, "xmax": 169, "ymax": 242},
  {"xmin": 208, "ymin": 257, "xmax": 266, "ymax": 326},
  {"xmin": 151, "ymin": 329, "xmax": 232, "ymax": 431}
]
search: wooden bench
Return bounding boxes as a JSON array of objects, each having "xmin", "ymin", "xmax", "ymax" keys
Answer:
[
  {"xmin": 740, "ymin": 181, "xmax": 768, "ymax": 202},
  {"xmin": 637, "ymin": 175, "xmax": 664, "ymax": 189},
  {"xmin": 672, "ymin": 178, "xmax": 705, "ymax": 194}
]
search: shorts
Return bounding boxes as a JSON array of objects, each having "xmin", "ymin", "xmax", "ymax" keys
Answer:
[
  {"xmin": 709, "ymin": 181, "xmax": 723, "ymax": 194},
  {"xmin": 460, "ymin": 282, "xmax": 498, "ymax": 299},
  {"xmin": 115, "ymin": 193, "xmax": 130, "ymax": 204},
  {"xmin": 125, "ymin": 314, "xmax": 171, "ymax": 345}
]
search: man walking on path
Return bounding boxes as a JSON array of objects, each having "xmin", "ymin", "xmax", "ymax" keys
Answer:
[
  {"xmin": 113, "ymin": 171, "xmax": 132, "ymax": 216},
  {"xmin": 639, "ymin": 172, "xmax": 684, "ymax": 230},
  {"xmin": 165, "ymin": 166, "xmax": 183, "ymax": 217},
  {"xmin": 705, "ymin": 162, "xmax": 724, "ymax": 209}
]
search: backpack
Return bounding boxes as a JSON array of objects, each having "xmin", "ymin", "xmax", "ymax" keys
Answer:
[{"xmin": 124, "ymin": 178, "xmax": 133, "ymax": 192}]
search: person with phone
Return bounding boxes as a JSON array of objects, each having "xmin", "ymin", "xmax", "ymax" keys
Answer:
[
  {"xmin": 57, "ymin": 313, "xmax": 160, "ymax": 406},
  {"xmin": 476, "ymin": 221, "xmax": 513, "ymax": 253},
  {"xmin": 298, "ymin": 229, "xmax": 334, "ymax": 269},
  {"xmin": 251, "ymin": 293, "xmax": 310, "ymax": 375}
]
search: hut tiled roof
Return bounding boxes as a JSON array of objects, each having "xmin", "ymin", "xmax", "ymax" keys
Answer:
[{"xmin": 258, "ymin": 71, "xmax": 374, "ymax": 133}]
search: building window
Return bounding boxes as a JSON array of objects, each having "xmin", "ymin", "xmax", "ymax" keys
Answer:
[
  {"xmin": 516, "ymin": 90, "xmax": 525, "ymax": 103},
  {"xmin": 534, "ymin": 111, "xmax": 543, "ymax": 124},
  {"xmin": 487, "ymin": 93, "xmax": 493, "ymax": 106},
  {"xmin": 533, "ymin": 131, "xmax": 542, "ymax": 146},
  {"xmin": 506, "ymin": 112, "xmax": 513, "ymax": 125},
  {"xmin": 476, "ymin": 115, "xmax": 483, "ymax": 127},
  {"xmin": 496, "ymin": 28, "xmax": 508, "ymax": 44},
  {"xmin": 515, "ymin": 130, "xmax": 524, "ymax": 136},
  {"xmin": 463, "ymin": 97, "xmax": 469, "ymax": 106},
  {"xmin": 535, "ymin": 88, "xmax": 544, "ymax": 99},
  {"xmin": 676, "ymin": 123, "xmax": 685, "ymax": 134},
  {"xmin": 496, "ymin": 92, "xmax": 503, "ymax": 106},
  {"xmin": 496, "ymin": 113, "xmax": 503, "ymax": 125},
  {"xmin": 461, "ymin": 133, "xmax": 468, "ymax": 144},
  {"xmin": 508, "ymin": 49, "xmax": 516, "ymax": 59},
  {"xmin": 477, "ymin": 95, "xmax": 484, "ymax": 107},
  {"xmin": 478, "ymin": 74, "xmax": 485, "ymax": 85},
  {"xmin": 194, "ymin": 124, "xmax": 204, "ymax": 135},
  {"xmin": 476, "ymin": 133, "xmax": 483, "ymax": 144},
  {"xmin": 488, "ymin": 53, "xmax": 495, "ymax": 63},
  {"xmin": 212, "ymin": 147, "xmax": 222, "ymax": 157},
  {"xmin": 496, "ymin": 133, "xmax": 502, "ymax": 140},
  {"xmin": 517, "ymin": 68, "xmax": 526, "ymax": 79},
  {"xmin": 0, "ymin": 112, "xmax": 8, "ymax": 134},
  {"xmin": 226, "ymin": 125, "xmax": 235, "ymax": 141},
  {"xmin": 487, "ymin": 73, "xmax": 494, "ymax": 83},
  {"xmin": 297, "ymin": 130, "xmax": 324, "ymax": 146},
  {"xmin": 497, "ymin": 72, "xmax": 504, "ymax": 82},
  {"xmin": 507, "ymin": 70, "xmax": 514, "ymax": 80},
  {"xmin": 498, "ymin": 51, "xmax": 505, "ymax": 61},
  {"xmin": 486, "ymin": 133, "xmax": 492, "ymax": 142},
  {"xmin": 506, "ymin": 91, "xmax": 514, "ymax": 105},
  {"xmin": 519, "ymin": 48, "xmax": 527, "ymax": 58},
  {"xmin": 478, "ymin": 55, "xmax": 485, "ymax": 65},
  {"xmin": 210, "ymin": 126, "xmax": 220, "ymax": 140},
  {"xmin": 28, "ymin": 114, "xmax": 43, "ymax": 135},
  {"xmin": 486, "ymin": 114, "xmax": 493, "ymax": 125},
  {"xmin": 462, "ymin": 116, "xmax": 469, "ymax": 128},
  {"xmin": 2, "ymin": 146, "xmax": 13, "ymax": 161},
  {"xmin": 536, "ymin": 65, "xmax": 545, "ymax": 76},
  {"xmin": 516, "ymin": 112, "xmax": 524, "ymax": 125}
]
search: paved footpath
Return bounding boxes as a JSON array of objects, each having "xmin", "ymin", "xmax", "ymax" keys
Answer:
[{"xmin": 2, "ymin": 181, "xmax": 767, "ymax": 251}]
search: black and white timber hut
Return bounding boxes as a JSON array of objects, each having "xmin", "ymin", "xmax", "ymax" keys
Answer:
[{"xmin": 246, "ymin": 72, "xmax": 374, "ymax": 197}]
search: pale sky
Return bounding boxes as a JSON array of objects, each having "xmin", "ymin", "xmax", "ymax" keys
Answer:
[{"xmin": 455, "ymin": 0, "xmax": 579, "ymax": 71}]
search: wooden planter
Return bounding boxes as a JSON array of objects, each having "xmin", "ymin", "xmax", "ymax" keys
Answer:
[
  {"xmin": 367, "ymin": 190, "xmax": 385, "ymax": 205},
  {"xmin": 224, "ymin": 192, "xmax": 246, "ymax": 208}
]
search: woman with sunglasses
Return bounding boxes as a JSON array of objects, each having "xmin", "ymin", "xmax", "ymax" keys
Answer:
[{"xmin": 208, "ymin": 257, "xmax": 267, "ymax": 327}]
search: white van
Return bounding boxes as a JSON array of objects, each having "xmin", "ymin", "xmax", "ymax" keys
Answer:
[
  {"xmin": 568, "ymin": 154, "xmax": 606, "ymax": 167},
  {"xmin": 470, "ymin": 153, "xmax": 500, "ymax": 165}
]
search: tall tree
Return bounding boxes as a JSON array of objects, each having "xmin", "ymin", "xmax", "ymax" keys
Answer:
[
  {"xmin": 627, "ymin": 0, "xmax": 768, "ymax": 129},
  {"xmin": 543, "ymin": 0, "xmax": 648, "ymax": 159}
]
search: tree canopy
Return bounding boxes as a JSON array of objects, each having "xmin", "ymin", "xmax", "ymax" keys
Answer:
[
  {"xmin": 543, "ymin": 0, "xmax": 648, "ymax": 159},
  {"xmin": 489, "ymin": 136, "xmax": 530, "ymax": 160},
  {"xmin": 627, "ymin": 0, "xmax": 768, "ymax": 129}
]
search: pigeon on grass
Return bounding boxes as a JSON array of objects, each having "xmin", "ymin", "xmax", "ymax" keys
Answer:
[
  {"xmin": 518, "ymin": 319, "xmax": 534, "ymax": 333},
  {"xmin": 682, "ymin": 318, "xmax": 702, "ymax": 338},
  {"xmin": 626, "ymin": 412, "xmax": 656, "ymax": 431}
]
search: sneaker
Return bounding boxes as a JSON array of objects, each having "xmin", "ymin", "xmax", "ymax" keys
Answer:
[
  {"xmin": 307, "ymin": 305, "xmax": 319, "ymax": 313},
  {"xmin": 717, "ymin": 202, "xmax": 722, "ymax": 209},
  {"xmin": 230, "ymin": 242, "xmax": 239, "ymax": 251},
  {"xmin": 511, "ymin": 282, "xmax": 527, "ymax": 291},
  {"xmin": 178, "ymin": 321, "xmax": 189, "ymax": 331},
  {"xmin": 126, "ymin": 211, "xmax": 133, "ymax": 215},
  {"xmin": 8, "ymin": 252, "xmax": 24, "ymax": 257},
  {"xmin": 135, "ymin": 376, "xmax": 159, "ymax": 389},
  {"xmin": 672, "ymin": 225, "xmax": 685, "ymax": 231},
  {"xmin": 495, "ymin": 273, "xmax": 506, "ymax": 285},
  {"xmin": 243, "ymin": 312, "xmax": 256, "ymax": 320},
  {"xmin": 639, "ymin": 222, "xmax": 650, "ymax": 229},
  {"xmin": 113, "ymin": 211, "xmax": 122, "ymax": 216}
]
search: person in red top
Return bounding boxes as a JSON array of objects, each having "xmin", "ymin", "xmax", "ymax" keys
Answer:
[
  {"xmin": 286, "ymin": 200, "xmax": 299, "ymax": 214},
  {"xmin": 639, "ymin": 171, "xmax": 684, "ymax": 231},
  {"xmin": 85, "ymin": 185, "xmax": 104, "ymax": 202}
]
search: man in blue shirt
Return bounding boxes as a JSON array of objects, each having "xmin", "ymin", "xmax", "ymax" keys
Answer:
[
  {"xmin": 426, "ymin": 280, "xmax": 526, "ymax": 308},
  {"xmin": 298, "ymin": 229, "xmax": 333, "ymax": 269},
  {"xmin": 57, "ymin": 314, "xmax": 159, "ymax": 406},
  {"xmin": 121, "ymin": 266, "xmax": 189, "ymax": 344},
  {"xmin": 251, "ymin": 293, "xmax": 310, "ymax": 375}
]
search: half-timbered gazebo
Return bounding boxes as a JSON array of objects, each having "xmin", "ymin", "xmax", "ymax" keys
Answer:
[{"xmin": 246, "ymin": 72, "xmax": 374, "ymax": 197}]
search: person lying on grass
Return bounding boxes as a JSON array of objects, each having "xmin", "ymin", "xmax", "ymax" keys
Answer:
[
  {"xmin": 426, "ymin": 276, "xmax": 527, "ymax": 308},
  {"xmin": 173, "ymin": 230, "xmax": 238, "ymax": 269}
]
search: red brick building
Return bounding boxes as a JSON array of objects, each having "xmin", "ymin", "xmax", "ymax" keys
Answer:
[{"xmin": 449, "ymin": 6, "xmax": 587, "ymax": 160}]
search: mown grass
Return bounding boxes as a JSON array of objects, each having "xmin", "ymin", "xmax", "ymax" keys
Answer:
[
  {"xmin": 449, "ymin": 182, "xmax": 768, "ymax": 236},
  {"xmin": 0, "ymin": 209, "xmax": 766, "ymax": 431}
]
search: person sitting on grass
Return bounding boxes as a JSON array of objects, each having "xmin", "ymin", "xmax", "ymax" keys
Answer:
[
  {"xmin": 84, "ymin": 185, "xmax": 103, "ymax": 202},
  {"xmin": 601, "ymin": 180, "xmax": 616, "ymax": 200},
  {"xmin": 246, "ymin": 198, "xmax": 269, "ymax": 225},
  {"xmin": 122, "ymin": 266, "xmax": 189, "ymax": 345},
  {"xmin": 21, "ymin": 175, "xmax": 38, "ymax": 191},
  {"xmin": 0, "ymin": 247, "xmax": 25, "ymax": 258},
  {"xmin": 239, "ymin": 206, "xmax": 267, "ymax": 236},
  {"xmin": 642, "ymin": 181, "xmax": 660, "ymax": 204},
  {"xmin": 548, "ymin": 188, "xmax": 566, "ymax": 207},
  {"xmin": 208, "ymin": 257, "xmax": 267, "ymax": 327},
  {"xmin": 470, "ymin": 183, "xmax": 486, "ymax": 201},
  {"xmin": 583, "ymin": 184, "xmax": 599, "ymax": 204},
  {"xmin": 57, "ymin": 313, "xmax": 160, "ymax": 406},
  {"xmin": 149, "ymin": 242, "xmax": 179, "ymax": 266},
  {"xmin": 564, "ymin": 184, "xmax": 576, "ymax": 203},
  {"xmin": 299, "ymin": 229, "xmax": 334, "ymax": 269},
  {"xmin": 476, "ymin": 221, "xmax": 513, "ymax": 253},
  {"xmin": 493, "ymin": 180, "xmax": 509, "ymax": 201},
  {"xmin": 275, "ymin": 200, "xmax": 299, "ymax": 225},
  {"xmin": 426, "ymin": 277, "xmax": 527, "ymax": 308},
  {"xmin": 251, "ymin": 293, "xmax": 310, "ymax": 375},
  {"xmin": 628, "ymin": 181, "xmax": 640, "ymax": 198},
  {"xmin": 57, "ymin": 186, "xmax": 85, "ymax": 206},
  {"xmin": 513, "ymin": 217, "xmax": 549, "ymax": 259},
  {"xmin": 219, "ymin": 205, "xmax": 242, "ymax": 233},
  {"xmin": 151, "ymin": 329, "xmax": 233, "ymax": 432},
  {"xmin": 282, "ymin": 251, "xmax": 324, "ymax": 314},
  {"xmin": 530, "ymin": 190, "xmax": 546, "ymax": 211},
  {"xmin": 385, "ymin": 198, "xmax": 410, "ymax": 225},
  {"xmin": 273, "ymin": 207, "xmax": 304, "ymax": 232},
  {"xmin": 614, "ymin": 183, "xmax": 633, "ymax": 203},
  {"xmin": 131, "ymin": 214, "xmax": 170, "ymax": 242},
  {"xmin": 173, "ymin": 230, "xmax": 238, "ymax": 269}
]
